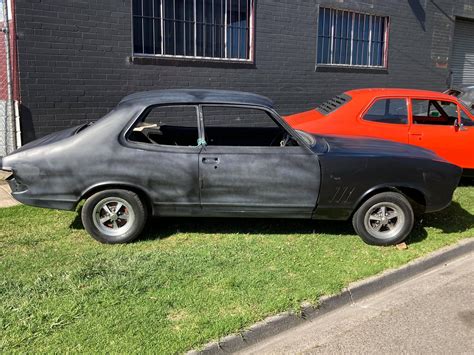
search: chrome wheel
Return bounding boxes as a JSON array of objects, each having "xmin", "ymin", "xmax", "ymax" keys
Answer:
[
  {"xmin": 92, "ymin": 197, "xmax": 135, "ymax": 237},
  {"xmin": 363, "ymin": 202, "xmax": 405, "ymax": 240}
]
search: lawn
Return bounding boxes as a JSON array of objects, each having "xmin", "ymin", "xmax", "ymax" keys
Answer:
[{"xmin": 1, "ymin": 186, "xmax": 473, "ymax": 353}]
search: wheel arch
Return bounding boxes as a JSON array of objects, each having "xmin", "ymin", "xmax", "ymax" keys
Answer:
[
  {"xmin": 78, "ymin": 182, "xmax": 154, "ymax": 215},
  {"xmin": 353, "ymin": 185, "xmax": 427, "ymax": 217}
]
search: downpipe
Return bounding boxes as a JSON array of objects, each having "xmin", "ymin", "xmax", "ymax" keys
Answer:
[
  {"xmin": 14, "ymin": 100, "xmax": 21, "ymax": 148},
  {"xmin": 2, "ymin": 0, "xmax": 17, "ymax": 154}
]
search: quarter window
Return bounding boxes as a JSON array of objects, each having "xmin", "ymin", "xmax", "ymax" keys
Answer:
[
  {"xmin": 363, "ymin": 99, "xmax": 408, "ymax": 124},
  {"xmin": 317, "ymin": 7, "xmax": 389, "ymax": 67},
  {"xmin": 132, "ymin": 0, "xmax": 254, "ymax": 61}
]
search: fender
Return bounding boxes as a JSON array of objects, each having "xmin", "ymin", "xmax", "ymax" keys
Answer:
[{"xmin": 79, "ymin": 181, "xmax": 154, "ymax": 214}]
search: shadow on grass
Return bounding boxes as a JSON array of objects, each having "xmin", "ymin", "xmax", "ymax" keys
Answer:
[
  {"xmin": 139, "ymin": 217, "xmax": 355, "ymax": 242},
  {"xmin": 69, "ymin": 200, "xmax": 473, "ymax": 245}
]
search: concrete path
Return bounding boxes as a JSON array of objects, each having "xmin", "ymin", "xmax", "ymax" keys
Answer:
[
  {"xmin": 240, "ymin": 252, "xmax": 474, "ymax": 354},
  {"xmin": 0, "ymin": 171, "xmax": 19, "ymax": 208}
]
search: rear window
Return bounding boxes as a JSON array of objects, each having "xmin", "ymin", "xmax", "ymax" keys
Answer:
[
  {"xmin": 315, "ymin": 93, "xmax": 352, "ymax": 115},
  {"xmin": 363, "ymin": 99, "xmax": 408, "ymax": 124}
]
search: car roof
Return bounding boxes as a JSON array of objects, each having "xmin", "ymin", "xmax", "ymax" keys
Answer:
[
  {"xmin": 345, "ymin": 88, "xmax": 456, "ymax": 100},
  {"xmin": 119, "ymin": 89, "xmax": 274, "ymax": 108}
]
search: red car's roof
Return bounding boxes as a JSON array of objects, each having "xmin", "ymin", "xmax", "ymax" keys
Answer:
[{"xmin": 345, "ymin": 88, "xmax": 455, "ymax": 101}]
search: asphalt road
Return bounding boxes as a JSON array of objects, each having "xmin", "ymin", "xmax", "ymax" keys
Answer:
[{"xmin": 240, "ymin": 252, "xmax": 474, "ymax": 354}]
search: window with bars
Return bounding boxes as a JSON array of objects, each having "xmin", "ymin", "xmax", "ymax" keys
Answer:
[
  {"xmin": 132, "ymin": 0, "xmax": 254, "ymax": 61},
  {"xmin": 317, "ymin": 7, "xmax": 389, "ymax": 68}
]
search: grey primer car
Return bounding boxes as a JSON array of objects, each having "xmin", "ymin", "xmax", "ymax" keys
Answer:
[{"xmin": 0, "ymin": 90, "xmax": 462, "ymax": 245}]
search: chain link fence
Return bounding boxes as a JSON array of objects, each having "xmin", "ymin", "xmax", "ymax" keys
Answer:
[{"xmin": 1, "ymin": 0, "xmax": 16, "ymax": 156}]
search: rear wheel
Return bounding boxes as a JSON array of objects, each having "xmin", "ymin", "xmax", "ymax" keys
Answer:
[
  {"xmin": 81, "ymin": 189, "xmax": 147, "ymax": 244},
  {"xmin": 353, "ymin": 192, "xmax": 414, "ymax": 246}
]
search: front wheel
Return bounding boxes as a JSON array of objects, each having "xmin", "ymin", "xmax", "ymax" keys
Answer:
[
  {"xmin": 81, "ymin": 189, "xmax": 147, "ymax": 244},
  {"xmin": 352, "ymin": 192, "xmax": 414, "ymax": 246}
]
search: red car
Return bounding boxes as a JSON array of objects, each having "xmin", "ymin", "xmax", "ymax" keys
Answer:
[{"xmin": 286, "ymin": 88, "xmax": 474, "ymax": 176}]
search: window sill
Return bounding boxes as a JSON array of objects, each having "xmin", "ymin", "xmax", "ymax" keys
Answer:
[
  {"xmin": 315, "ymin": 65, "xmax": 388, "ymax": 74},
  {"xmin": 129, "ymin": 55, "xmax": 256, "ymax": 69}
]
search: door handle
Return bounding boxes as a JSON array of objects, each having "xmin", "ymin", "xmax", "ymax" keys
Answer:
[
  {"xmin": 202, "ymin": 157, "xmax": 219, "ymax": 164},
  {"xmin": 410, "ymin": 133, "xmax": 423, "ymax": 140}
]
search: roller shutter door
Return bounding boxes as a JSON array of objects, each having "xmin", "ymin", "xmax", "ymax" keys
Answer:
[{"xmin": 451, "ymin": 19, "xmax": 474, "ymax": 85}]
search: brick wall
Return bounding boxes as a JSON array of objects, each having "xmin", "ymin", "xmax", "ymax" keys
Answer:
[{"xmin": 14, "ymin": 0, "xmax": 474, "ymax": 141}]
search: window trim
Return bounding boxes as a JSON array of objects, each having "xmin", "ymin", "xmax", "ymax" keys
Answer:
[
  {"xmin": 131, "ymin": 0, "xmax": 256, "ymax": 63},
  {"xmin": 360, "ymin": 97, "xmax": 409, "ymax": 125},
  {"xmin": 315, "ymin": 6, "xmax": 390, "ymax": 69}
]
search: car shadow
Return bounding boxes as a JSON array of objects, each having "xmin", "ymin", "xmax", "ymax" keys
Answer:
[
  {"xmin": 69, "ymin": 201, "xmax": 473, "ymax": 245},
  {"xmin": 459, "ymin": 177, "xmax": 474, "ymax": 186},
  {"xmin": 139, "ymin": 217, "xmax": 355, "ymax": 242}
]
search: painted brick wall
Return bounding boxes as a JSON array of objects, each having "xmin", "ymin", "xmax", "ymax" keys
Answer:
[{"xmin": 14, "ymin": 0, "xmax": 474, "ymax": 141}]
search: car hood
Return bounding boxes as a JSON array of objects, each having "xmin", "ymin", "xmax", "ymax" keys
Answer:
[{"xmin": 314, "ymin": 134, "xmax": 444, "ymax": 161}]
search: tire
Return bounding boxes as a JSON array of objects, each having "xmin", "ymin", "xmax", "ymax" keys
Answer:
[
  {"xmin": 81, "ymin": 189, "xmax": 147, "ymax": 244},
  {"xmin": 352, "ymin": 192, "xmax": 414, "ymax": 246}
]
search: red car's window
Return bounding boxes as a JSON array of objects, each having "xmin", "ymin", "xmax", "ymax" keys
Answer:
[
  {"xmin": 412, "ymin": 100, "xmax": 458, "ymax": 126},
  {"xmin": 363, "ymin": 99, "xmax": 408, "ymax": 124},
  {"xmin": 461, "ymin": 109, "xmax": 474, "ymax": 126}
]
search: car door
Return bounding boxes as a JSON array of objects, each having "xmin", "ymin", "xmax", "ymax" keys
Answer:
[
  {"xmin": 198, "ymin": 105, "xmax": 320, "ymax": 218},
  {"xmin": 457, "ymin": 107, "xmax": 474, "ymax": 169},
  {"xmin": 125, "ymin": 104, "xmax": 202, "ymax": 215},
  {"xmin": 408, "ymin": 98, "xmax": 465, "ymax": 167},
  {"xmin": 358, "ymin": 98, "xmax": 410, "ymax": 143}
]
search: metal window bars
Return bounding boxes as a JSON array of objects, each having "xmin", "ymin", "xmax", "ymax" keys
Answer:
[
  {"xmin": 133, "ymin": 0, "xmax": 253, "ymax": 61},
  {"xmin": 317, "ymin": 7, "xmax": 389, "ymax": 68}
]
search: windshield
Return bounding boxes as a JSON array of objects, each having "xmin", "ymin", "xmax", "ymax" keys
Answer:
[{"xmin": 458, "ymin": 93, "xmax": 474, "ymax": 114}]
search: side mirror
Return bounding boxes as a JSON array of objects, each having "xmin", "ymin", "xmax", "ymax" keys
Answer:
[{"xmin": 454, "ymin": 121, "xmax": 467, "ymax": 131}]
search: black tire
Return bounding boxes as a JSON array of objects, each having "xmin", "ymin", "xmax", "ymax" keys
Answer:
[
  {"xmin": 352, "ymin": 192, "xmax": 414, "ymax": 246},
  {"xmin": 81, "ymin": 189, "xmax": 147, "ymax": 244}
]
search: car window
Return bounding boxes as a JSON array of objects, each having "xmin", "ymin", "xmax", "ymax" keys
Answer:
[
  {"xmin": 460, "ymin": 109, "xmax": 474, "ymax": 126},
  {"xmin": 202, "ymin": 106, "xmax": 300, "ymax": 147},
  {"xmin": 412, "ymin": 100, "xmax": 458, "ymax": 126},
  {"xmin": 363, "ymin": 99, "xmax": 408, "ymax": 124},
  {"xmin": 458, "ymin": 91, "xmax": 474, "ymax": 114},
  {"xmin": 128, "ymin": 105, "xmax": 200, "ymax": 146}
]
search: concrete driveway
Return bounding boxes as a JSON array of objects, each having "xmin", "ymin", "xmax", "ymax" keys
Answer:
[
  {"xmin": 0, "ymin": 171, "xmax": 18, "ymax": 208},
  {"xmin": 240, "ymin": 252, "xmax": 474, "ymax": 354}
]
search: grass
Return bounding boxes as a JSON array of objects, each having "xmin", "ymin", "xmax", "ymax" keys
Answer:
[{"xmin": 1, "ymin": 186, "xmax": 473, "ymax": 353}]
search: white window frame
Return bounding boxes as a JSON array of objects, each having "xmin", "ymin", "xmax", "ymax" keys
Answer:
[
  {"xmin": 316, "ymin": 7, "xmax": 390, "ymax": 69},
  {"xmin": 132, "ymin": 0, "xmax": 255, "ymax": 62}
]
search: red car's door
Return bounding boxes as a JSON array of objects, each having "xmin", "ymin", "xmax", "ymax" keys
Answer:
[
  {"xmin": 408, "ymin": 98, "xmax": 469, "ymax": 168},
  {"xmin": 457, "ymin": 108, "xmax": 474, "ymax": 169},
  {"xmin": 358, "ymin": 98, "xmax": 410, "ymax": 143}
]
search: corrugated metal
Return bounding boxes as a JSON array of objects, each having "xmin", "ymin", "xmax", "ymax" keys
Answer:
[{"xmin": 451, "ymin": 19, "xmax": 474, "ymax": 85}]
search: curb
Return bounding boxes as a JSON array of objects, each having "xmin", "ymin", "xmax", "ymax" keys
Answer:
[{"xmin": 189, "ymin": 238, "xmax": 474, "ymax": 354}]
